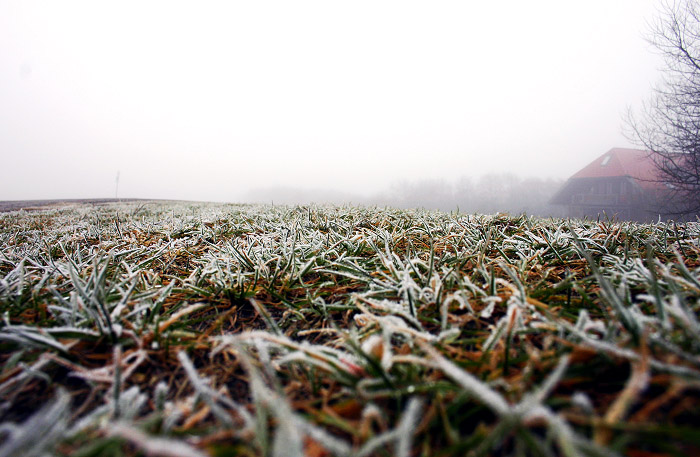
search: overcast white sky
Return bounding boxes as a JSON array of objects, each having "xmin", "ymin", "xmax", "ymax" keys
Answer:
[{"xmin": 0, "ymin": 0, "xmax": 664, "ymax": 202}]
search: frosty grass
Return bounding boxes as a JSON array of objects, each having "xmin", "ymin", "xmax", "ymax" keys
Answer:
[{"xmin": 1, "ymin": 201, "xmax": 700, "ymax": 456}]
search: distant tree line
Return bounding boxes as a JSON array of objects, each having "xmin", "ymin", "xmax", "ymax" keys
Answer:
[
  {"xmin": 374, "ymin": 175, "xmax": 565, "ymax": 217},
  {"xmin": 245, "ymin": 175, "xmax": 565, "ymax": 217}
]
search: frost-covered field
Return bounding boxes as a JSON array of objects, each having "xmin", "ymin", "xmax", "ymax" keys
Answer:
[{"xmin": 1, "ymin": 201, "xmax": 700, "ymax": 456}]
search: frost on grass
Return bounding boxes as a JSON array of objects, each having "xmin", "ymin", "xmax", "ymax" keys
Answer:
[{"xmin": 1, "ymin": 201, "xmax": 700, "ymax": 455}]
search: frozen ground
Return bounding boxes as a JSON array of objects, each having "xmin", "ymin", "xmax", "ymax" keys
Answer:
[{"xmin": 0, "ymin": 198, "xmax": 149, "ymax": 212}]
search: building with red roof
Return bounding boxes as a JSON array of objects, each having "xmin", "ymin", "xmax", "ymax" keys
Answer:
[{"xmin": 550, "ymin": 148, "xmax": 668, "ymax": 221}]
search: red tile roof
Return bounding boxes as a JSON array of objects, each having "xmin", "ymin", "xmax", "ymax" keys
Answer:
[{"xmin": 571, "ymin": 148, "xmax": 663, "ymax": 190}]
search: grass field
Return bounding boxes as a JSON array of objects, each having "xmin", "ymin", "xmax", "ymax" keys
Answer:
[{"xmin": 1, "ymin": 201, "xmax": 700, "ymax": 456}]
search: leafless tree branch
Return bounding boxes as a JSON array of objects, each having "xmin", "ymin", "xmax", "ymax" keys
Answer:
[{"xmin": 628, "ymin": 0, "xmax": 700, "ymax": 216}]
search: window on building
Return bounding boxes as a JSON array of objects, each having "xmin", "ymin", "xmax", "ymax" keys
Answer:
[{"xmin": 601, "ymin": 155, "xmax": 611, "ymax": 166}]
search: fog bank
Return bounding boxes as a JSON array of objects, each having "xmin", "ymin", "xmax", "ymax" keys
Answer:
[{"xmin": 245, "ymin": 174, "xmax": 565, "ymax": 217}]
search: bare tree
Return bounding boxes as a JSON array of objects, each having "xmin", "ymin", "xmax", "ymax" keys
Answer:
[{"xmin": 628, "ymin": 0, "xmax": 700, "ymax": 216}]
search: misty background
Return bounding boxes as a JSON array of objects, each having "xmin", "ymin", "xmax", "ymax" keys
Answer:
[
  {"xmin": 245, "ymin": 175, "xmax": 564, "ymax": 216},
  {"xmin": 0, "ymin": 1, "xmax": 664, "ymax": 214}
]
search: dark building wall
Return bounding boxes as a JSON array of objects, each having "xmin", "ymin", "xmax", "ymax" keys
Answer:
[{"xmin": 554, "ymin": 176, "xmax": 664, "ymax": 222}]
